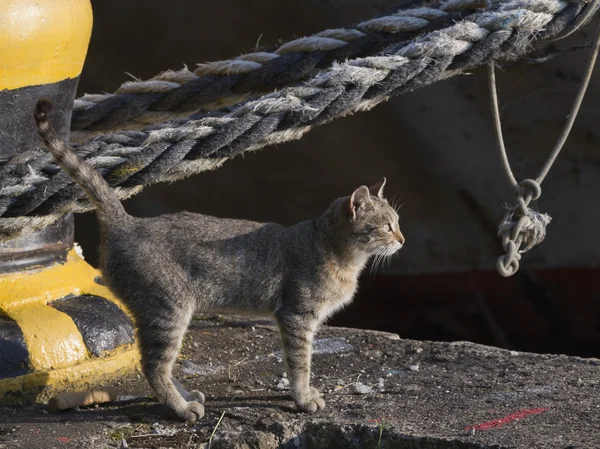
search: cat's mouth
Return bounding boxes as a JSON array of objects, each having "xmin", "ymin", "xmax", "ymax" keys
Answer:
[
  {"xmin": 387, "ymin": 240, "xmax": 403, "ymax": 251},
  {"xmin": 372, "ymin": 241, "xmax": 401, "ymax": 255},
  {"xmin": 392, "ymin": 243, "xmax": 403, "ymax": 253}
]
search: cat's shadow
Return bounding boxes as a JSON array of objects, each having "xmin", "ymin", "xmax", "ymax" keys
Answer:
[{"xmin": 0, "ymin": 395, "xmax": 296, "ymax": 425}]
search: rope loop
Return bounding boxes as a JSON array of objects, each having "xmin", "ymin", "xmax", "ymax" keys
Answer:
[
  {"xmin": 518, "ymin": 179, "xmax": 542, "ymax": 202},
  {"xmin": 514, "ymin": 179, "xmax": 542, "ymax": 217},
  {"xmin": 497, "ymin": 239, "xmax": 521, "ymax": 277}
]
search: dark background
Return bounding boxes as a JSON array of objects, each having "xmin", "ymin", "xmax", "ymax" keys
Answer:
[{"xmin": 74, "ymin": 0, "xmax": 600, "ymax": 358}]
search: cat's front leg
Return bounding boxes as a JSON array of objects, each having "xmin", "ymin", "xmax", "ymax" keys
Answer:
[
  {"xmin": 172, "ymin": 376, "xmax": 206, "ymax": 404},
  {"xmin": 276, "ymin": 313, "xmax": 325, "ymax": 413}
]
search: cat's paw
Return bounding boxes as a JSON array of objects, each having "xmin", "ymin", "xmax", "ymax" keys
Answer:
[
  {"xmin": 296, "ymin": 397, "xmax": 326, "ymax": 414},
  {"xmin": 175, "ymin": 401, "xmax": 205, "ymax": 422},
  {"xmin": 295, "ymin": 388, "xmax": 326, "ymax": 414},
  {"xmin": 309, "ymin": 387, "xmax": 322, "ymax": 400},
  {"xmin": 189, "ymin": 390, "xmax": 205, "ymax": 404}
]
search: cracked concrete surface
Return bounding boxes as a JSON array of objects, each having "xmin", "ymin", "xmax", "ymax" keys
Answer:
[{"xmin": 0, "ymin": 314, "xmax": 599, "ymax": 448}]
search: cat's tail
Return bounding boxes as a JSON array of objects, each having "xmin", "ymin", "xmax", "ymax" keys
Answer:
[{"xmin": 34, "ymin": 99, "xmax": 129, "ymax": 223}]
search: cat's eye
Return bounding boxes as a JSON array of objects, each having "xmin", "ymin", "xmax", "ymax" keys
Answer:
[{"xmin": 386, "ymin": 224, "xmax": 393, "ymax": 232}]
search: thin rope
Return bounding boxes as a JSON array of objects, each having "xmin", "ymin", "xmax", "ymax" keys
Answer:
[
  {"xmin": 489, "ymin": 62, "xmax": 518, "ymax": 190},
  {"xmin": 490, "ymin": 16, "xmax": 600, "ymax": 277},
  {"xmin": 536, "ymin": 19, "xmax": 600, "ymax": 184}
]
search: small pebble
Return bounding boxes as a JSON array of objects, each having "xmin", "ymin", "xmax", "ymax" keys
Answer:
[
  {"xmin": 350, "ymin": 382, "xmax": 372, "ymax": 395},
  {"xmin": 409, "ymin": 364, "xmax": 420, "ymax": 372},
  {"xmin": 276, "ymin": 377, "xmax": 290, "ymax": 390},
  {"xmin": 151, "ymin": 423, "xmax": 178, "ymax": 436},
  {"xmin": 377, "ymin": 378, "xmax": 385, "ymax": 389}
]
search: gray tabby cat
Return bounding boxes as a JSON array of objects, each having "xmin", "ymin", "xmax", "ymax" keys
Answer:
[{"xmin": 34, "ymin": 99, "xmax": 405, "ymax": 422}]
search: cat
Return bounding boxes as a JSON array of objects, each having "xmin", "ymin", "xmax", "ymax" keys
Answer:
[{"xmin": 34, "ymin": 99, "xmax": 405, "ymax": 422}]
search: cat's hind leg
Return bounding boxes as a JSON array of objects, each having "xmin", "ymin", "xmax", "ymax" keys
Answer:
[{"xmin": 138, "ymin": 304, "xmax": 204, "ymax": 422}]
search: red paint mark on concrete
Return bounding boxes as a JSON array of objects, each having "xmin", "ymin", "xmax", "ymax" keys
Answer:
[
  {"xmin": 58, "ymin": 437, "xmax": 71, "ymax": 443},
  {"xmin": 466, "ymin": 408, "xmax": 549, "ymax": 431}
]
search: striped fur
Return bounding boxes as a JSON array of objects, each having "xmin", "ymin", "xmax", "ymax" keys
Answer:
[
  {"xmin": 34, "ymin": 99, "xmax": 127, "ymax": 222},
  {"xmin": 34, "ymin": 99, "xmax": 405, "ymax": 422}
]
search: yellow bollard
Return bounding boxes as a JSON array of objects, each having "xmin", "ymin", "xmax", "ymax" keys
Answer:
[{"xmin": 0, "ymin": 0, "xmax": 139, "ymax": 404}]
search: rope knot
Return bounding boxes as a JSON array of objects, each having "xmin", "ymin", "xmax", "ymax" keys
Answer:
[
  {"xmin": 514, "ymin": 178, "xmax": 542, "ymax": 217},
  {"xmin": 518, "ymin": 179, "xmax": 541, "ymax": 202},
  {"xmin": 496, "ymin": 187, "xmax": 552, "ymax": 277}
]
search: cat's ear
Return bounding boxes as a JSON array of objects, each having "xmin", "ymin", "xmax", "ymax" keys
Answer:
[
  {"xmin": 369, "ymin": 177, "xmax": 386, "ymax": 199},
  {"xmin": 349, "ymin": 186, "xmax": 371, "ymax": 219}
]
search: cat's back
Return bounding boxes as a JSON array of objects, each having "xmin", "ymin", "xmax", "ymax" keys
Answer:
[
  {"xmin": 156, "ymin": 211, "xmax": 268, "ymax": 240},
  {"xmin": 104, "ymin": 211, "xmax": 286, "ymax": 267},
  {"xmin": 112, "ymin": 211, "xmax": 271, "ymax": 242}
]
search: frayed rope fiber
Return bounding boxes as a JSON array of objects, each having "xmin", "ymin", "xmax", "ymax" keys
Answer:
[{"xmin": 0, "ymin": 0, "xmax": 598, "ymax": 239}]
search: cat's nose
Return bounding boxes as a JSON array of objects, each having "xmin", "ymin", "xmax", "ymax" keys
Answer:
[{"xmin": 396, "ymin": 231, "xmax": 405, "ymax": 246}]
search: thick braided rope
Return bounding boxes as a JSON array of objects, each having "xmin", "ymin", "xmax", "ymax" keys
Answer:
[
  {"xmin": 71, "ymin": 0, "xmax": 507, "ymax": 135},
  {"xmin": 0, "ymin": 0, "xmax": 597, "ymax": 239}
]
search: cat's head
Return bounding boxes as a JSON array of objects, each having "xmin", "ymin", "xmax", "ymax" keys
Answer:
[{"xmin": 336, "ymin": 178, "xmax": 404, "ymax": 257}]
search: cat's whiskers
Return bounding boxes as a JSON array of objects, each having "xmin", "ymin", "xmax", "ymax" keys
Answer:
[
  {"xmin": 369, "ymin": 243, "xmax": 398, "ymax": 278},
  {"xmin": 369, "ymin": 250, "xmax": 380, "ymax": 279},
  {"xmin": 380, "ymin": 245, "xmax": 390, "ymax": 273},
  {"xmin": 384, "ymin": 244, "xmax": 397, "ymax": 270},
  {"xmin": 390, "ymin": 196, "xmax": 402, "ymax": 211},
  {"xmin": 369, "ymin": 246, "xmax": 386, "ymax": 279},
  {"xmin": 389, "ymin": 195, "xmax": 405, "ymax": 218}
]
